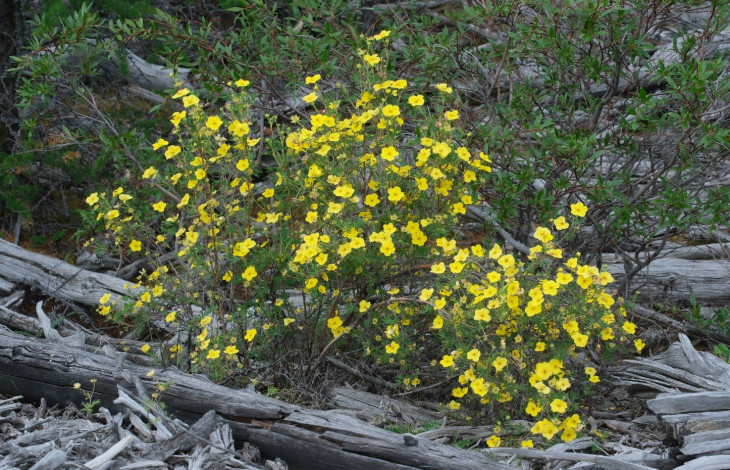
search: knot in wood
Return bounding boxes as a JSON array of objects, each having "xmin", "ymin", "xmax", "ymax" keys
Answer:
[{"xmin": 403, "ymin": 433, "xmax": 417, "ymax": 447}]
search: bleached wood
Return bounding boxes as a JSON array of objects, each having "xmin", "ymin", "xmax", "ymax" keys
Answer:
[
  {"xmin": 83, "ymin": 434, "xmax": 134, "ymax": 470},
  {"xmin": 0, "ymin": 238, "xmax": 137, "ymax": 308},
  {"xmin": 674, "ymin": 455, "xmax": 730, "ymax": 469},
  {"xmin": 681, "ymin": 428, "xmax": 730, "ymax": 455},
  {"xmin": 483, "ymin": 447, "xmax": 657, "ymax": 470},
  {"xmin": 605, "ymin": 257, "xmax": 730, "ymax": 305}
]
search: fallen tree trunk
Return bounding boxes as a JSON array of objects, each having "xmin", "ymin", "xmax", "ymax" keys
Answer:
[
  {"xmin": 0, "ymin": 327, "xmax": 516, "ymax": 470},
  {"xmin": 605, "ymin": 257, "xmax": 730, "ymax": 305},
  {"xmin": 0, "ymin": 238, "xmax": 135, "ymax": 308}
]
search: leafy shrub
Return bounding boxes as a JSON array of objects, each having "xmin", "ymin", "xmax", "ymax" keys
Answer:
[{"xmin": 86, "ymin": 32, "xmax": 637, "ymax": 445}]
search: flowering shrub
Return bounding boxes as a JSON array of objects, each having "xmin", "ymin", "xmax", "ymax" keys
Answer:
[{"xmin": 85, "ymin": 31, "xmax": 636, "ymax": 445}]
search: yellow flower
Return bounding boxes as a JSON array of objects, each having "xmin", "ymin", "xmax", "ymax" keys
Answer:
[
  {"xmin": 359, "ymin": 300, "xmax": 371, "ymax": 312},
  {"xmin": 242, "ymin": 266, "xmax": 257, "ymax": 281},
  {"xmin": 553, "ymin": 216, "xmax": 570, "ymax": 230},
  {"xmin": 303, "ymin": 92, "xmax": 318, "ymax": 103},
  {"xmin": 486, "ymin": 435, "xmax": 501, "ymax": 448},
  {"xmin": 589, "ymin": 375, "xmax": 600, "ymax": 383},
  {"xmin": 525, "ymin": 401, "xmax": 542, "ymax": 417},
  {"xmin": 381, "ymin": 146, "xmax": 399, "ymax": 161},
  {"xmin": 244, "ymin": 328, "xmax": 257, "ymax": 342},
  {"xmin": 382, "ymin": 104, "xmax": 400, "ymax": 117},
  {"xmin": 634, "ymin": 338, "xmax": 646, "ymax": 352},
  {"xmin": 431, "ymin": 262, "xmax": 446, "ymax": 274},
  {"xmin": 444, "ymin": 110, "xmax": 459, "ymax": 120},
  {"xmin": 550, "ymin": 398, "xmax": 568, "ymax": 413},
  {"xmin": 466, "ymin": 349, "xmax": 481, "ymax": 362},
  {"xmin": 364, "ymin": 193, "xmax": 380, "ymax": 207},
  {"xmin": 333, "ymin": 184, "xmax": 355, "ymax": 198},
  {"xmin": 474, "ymin": 308, "xmax": 491, "ymax": 322},
  {"xmin": 165, "ymin": 311, "xmax": 177, "ymax": 323},
  {"xmin": 327, "ymin": 202, "xmax": 343, "ymax": 214},
  {"xmin": 432, "ymin": 315, "xmax": 444, "ymax": 329},
  {"xmin": 570, "ymin": 201, "xmax": 588, "ymax": 217},
  {"xmin": 452, "ymin": 387, "xmax": 468, "ymax": 398},
  {"xmin": 206, "ymin": 349, "xmax": 221, "ymax": 359},
  {"xmin": 152, "ymin": 138, "xmax": 169, "ymax": 150},
  {"xmin": 492, "ymin": 357, "xmax": 508, "ymax": 372},
  {"xmin": 327, "ymin": 316, "xmax": 343, "ymax": 330},
  {"xmin": 622, "ymin": 321, "xmax": 636, "ymax": 334},
  {"xmin": 305, "ymin": 74, "xmax": 321, "ymax": 84},
  {"xmin": 447, "ymin": 400, "xmax": 461, "ymax": 410},
  {"xmin": 363, "ymin": 54, "xmax": 381, "ymax": 66},
  {"xmin": 572, "ymin": 332, "xmax": 589, "ymax": 347},
  {"xmin": 284, "ymin": 318, "xmax": 295, "ymax": 326},
  {"xmin": 85, "ymin": 193, "xmax": 99, "ymax": 205},
  {"xmin": 172, "ymin": 88, "xmax": 190, "ymax": 99},
  {"xmin": 498, "ymin": 254, "xmax": 515, "ymax": 269},
  {"xmin": 535, "ymin": 342, "xmax": 546, "ymax": 351},
  {"xmin": 561, "ymin": 428, "xmax": 577, "ymax": 442},
  {"xmin": 419, "ymin": 288, "xmax": 434, "ymax": 301},
  {"xmin": 235, "ymin": 78, "xmax": 250, "ymax": 87},
  {"xmin": 371, "ymin": 29, "xmax": 391, "ymax": 40},
  {"xmin": 521, "ymin": 440, "xmax": 534, "ymax": 448},
  {"xmin": 224, "ymin": 345, "xmax": 239, "ymax": 356},
  {"xmin": 533, "ymin": 226, "xmax": 554, "ymax": 243},
  {"xmin": 385, "ymin": 341, "xmax": 400, "ymax": 354},
  {"xmin": 408, "ymin": 95, "xmax": 424, "ymax": 106},
  {"xmin": 387, "ymin": 186, "xmax": 405, "ymax": 202},
  {"xmin": 129, "ymin": 240, "xmax": 142, "ymax": 252},
  {"xmin": 152, "ymin": 201, "xmax": 166, "ymax": 212},
  {"xmin": 182, "ymin": 94, "xmax": 199, "ymax": 107},
  {"xmin": 229, "ymin": 120, "xmax": 250, "ymax": 137},
  {"xmin": 73, "ymin": 382, "xmax": 81, "ymax": 389},
  {"xmin": 142, "ymin": 167, "xmax": 158, "ymax": 179},
  {"xmin": 488, "ymin": 243, "xmax": 502, "ymax": 259},
  {"xmin": 435, "ymin": 83, "xmax": 453, "ymax": 93},
  {"xmin": 170, "ymin": 111, "xmax": 186, "ymax": 127},
  {"xmin": 440, "ymin": 355, "xmax": 454, "ymax": 367},
  {"xmin": 140, "ymin": 343, "xmax": 150, "ymax": 353},
  {"xmin": 206, "ymin": 116, "xmax": 223, "ymax": 131}
]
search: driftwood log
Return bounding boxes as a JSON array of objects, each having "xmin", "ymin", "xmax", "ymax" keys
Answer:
[{"xmin": 0, "ymin": 326, "xmax": 516, "ymax": 470}]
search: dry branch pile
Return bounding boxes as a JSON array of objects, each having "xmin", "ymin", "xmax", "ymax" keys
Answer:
[{"xmin": 0, "ymin": 391, "xmax": 285, "ymax": 470}]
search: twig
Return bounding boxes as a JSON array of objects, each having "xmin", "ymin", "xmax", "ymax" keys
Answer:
[{"xmin": 323, "ymin": 356, "xmax": 395, "ymax": 390}]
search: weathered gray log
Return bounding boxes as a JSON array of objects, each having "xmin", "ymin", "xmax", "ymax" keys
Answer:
[
  {"xmin": 329, "ymin": 385, "xmax": 440, "ymax": 427},
  {"xmin": 0, "ymin": 277, "xmax": 14, "ymax": 295},
  {"xmin": 681, "ymin": 429, "xmax": 730, "ymax": 456},
  {"xmin": 602, "ymin": 242, "xmax": 730, "ymax": 263},
  {"xmin": 661, "ymin": 410, "xmax": 730, "ymax": 435},
  {"xmin": 0, "ymin": 238, "xmax": 136, "ymax": 308},
  {"xmin": 605, "ymin": 257, "xmax": 730, "ymax": 305},
  {"xmin": 0, "ymin": 327, "xmax": 516, "ymax": 470},
  {"xmin": 674, "ymin": 455, "xmax": 730, "ymax": 470},
  {"xmin": 649, "ymin": 391, "xmax": 730, "ymax": 415},
  {"xmin": 613, "ymin": 334, "xmax": 730, "ymax": 393}
]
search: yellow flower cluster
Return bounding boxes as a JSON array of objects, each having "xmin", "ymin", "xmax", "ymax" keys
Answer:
[{"xmin": 84, "ymin": 41, "xmax": 639, "ymax": 443}]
